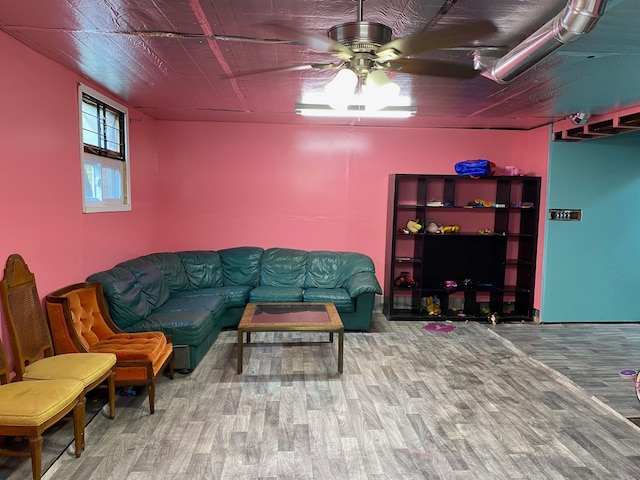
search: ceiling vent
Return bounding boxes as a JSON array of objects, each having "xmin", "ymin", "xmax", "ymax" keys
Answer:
[
  {"xmin": 475, "ymin": 0, "xmax": 609, "ymax": 84},
  {"xmin": 553, "ymin": 104, "xmax": 640, "ymax": 142}
]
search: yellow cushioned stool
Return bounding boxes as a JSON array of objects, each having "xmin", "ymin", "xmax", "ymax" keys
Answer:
[
  {"xmin": 22, "ymin": 352, "xmax": 117, "ymax": 393},
  {"xmin": 0, "ymin": 339, "xmax": 85, "ymax": 480}
]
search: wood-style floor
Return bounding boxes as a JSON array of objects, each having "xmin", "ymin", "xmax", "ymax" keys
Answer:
[
  {"xmin": 6, "ymin": 315, "xmax": 640, "ymax": 479},
  {"xmin": 492, "ymin": 322, "xmax": 640, "ymax": 420}
]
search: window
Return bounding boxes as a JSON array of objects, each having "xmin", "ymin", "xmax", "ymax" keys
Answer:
[{"xmin": 79, "ymin": 84, "xmax": 130, "ymax": 212}]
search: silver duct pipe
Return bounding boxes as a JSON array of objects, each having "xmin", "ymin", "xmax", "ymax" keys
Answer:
[{"xmin": 475, "ymin": 0, "xmax": 609, "ymax": 84}]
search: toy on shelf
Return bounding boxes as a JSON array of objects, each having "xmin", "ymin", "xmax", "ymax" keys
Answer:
[
  {"xmin": 504, "ymin": 165, "xmax": 521, "ymax": 176},
  {"xmin": 444, "ymin": 280, "xmax": 457, "ymax": 291},
  {"xmin": 406, "ymin": 219, "xmax": 423, "ymax": 233},
  {"xmin": 466, "ymin": 199, "xmax": 506, "ymax": 208},
  {"xmin": 425, "ymin": 296, "xmax": 441, "ymax": 316},
  {"xmin": 478, "ymin": 228, "xmax": 492, "ymax": 235},
  {"xmin": 399, "ymin": 219, "xmax": 424, "ymax": 234},
  {"xmin": 395, "ymin": 272, "xmax": 419, "ymax": 288},
  {"xmin": 467, "ymin": 198, "xmax": 493, "ymax": 207},
  {"xmin": 438, "ymin": 224, "xmax": 460, "ymax": 234},
  {"xmin": 424, "ymin": 219, "xmax": 442, "ymax": 234}
]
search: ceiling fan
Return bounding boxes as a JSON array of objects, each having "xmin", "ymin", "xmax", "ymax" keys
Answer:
[{"xmin": 229, "ymin": 0, "xmax": 498, "ymax": 81}]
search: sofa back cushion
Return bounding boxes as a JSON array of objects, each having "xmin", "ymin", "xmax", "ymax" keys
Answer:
[
  {"xmin": 338, "ymin": 251, "xmax": 376, "ymax": 278},
  {"xmin": 219, "ymin": 247, "xmax": 264, "ymax": 287},
  {"xmin": 141, "ymin": 252, "xmax": 190, "ymax": 293},
  {"xmin": 305, "ymin": 251, "xmax": 376, "ymax": 288},
  {"xmin": 260, "ymin": 248, "xmax": 308, "ymax": 287},
  {"xmin": 86, "ymin": 267, "xmax": 152, "ymax": 329},
  {"xmin": 116, "ymin": 258, "xmax": 170, "ymax": 308},
  {"xmin": 177, "ymin": 251, "xmax": 224, "ymax": 289}
]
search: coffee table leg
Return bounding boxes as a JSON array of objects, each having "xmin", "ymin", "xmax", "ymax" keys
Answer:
[
  {"xmin": 237, "ymin": 329, "xmax": 244, "ymax": 374},
  {"xmin": 338, "ymin": 329, "xmax": 344, "ymax": 374}
]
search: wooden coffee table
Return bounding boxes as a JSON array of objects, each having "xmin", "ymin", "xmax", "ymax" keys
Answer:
[{"xmin": 237, "ymin": 302, "xmax": 344, "ymax": 374}]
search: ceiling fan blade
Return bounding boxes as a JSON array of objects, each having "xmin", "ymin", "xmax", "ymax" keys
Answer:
[
  {"xmin": 385, "ymin": 58, "xmax": 480, "ymax": 78},
  {"xmin": 223, "ymin": 62, "xmax": 343, "ymax": 79},
  {"xmin": 262, "ymin": 22, "xmax": 354, "ymax": 57},
  {"xmin": 376, "ymin": 20, "xmax": 497, "ymax": 61},
  {"xmin": 125, "ymin": 30, "xmax": 300, "ymax": 45}
]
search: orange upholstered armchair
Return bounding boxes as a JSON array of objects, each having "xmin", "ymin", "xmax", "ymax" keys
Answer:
[{"xmin": 46, "ymin": 282, "xmax": 174, "ymax": 414}]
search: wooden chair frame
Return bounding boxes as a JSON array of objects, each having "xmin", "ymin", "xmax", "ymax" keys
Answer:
[{"xmin": 0, "ymin": 254, "xmax": 116, "ymax": 425}]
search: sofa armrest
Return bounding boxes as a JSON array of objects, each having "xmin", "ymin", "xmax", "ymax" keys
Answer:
[{"xmin": 342, "ymin": 271, "xmax": 382, "ymax": 298}]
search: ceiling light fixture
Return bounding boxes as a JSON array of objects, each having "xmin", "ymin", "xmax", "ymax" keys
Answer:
[
  {"xmin": 295, "ymin": 102, "xmax": 416, "ymax": 118},
  {"xmin": 303, "ymin": 68, "xmax": 413, "ymax": 118},
  {"xmin": 323, "ymin": 69, "xmax": 403, "ymax": 112}
]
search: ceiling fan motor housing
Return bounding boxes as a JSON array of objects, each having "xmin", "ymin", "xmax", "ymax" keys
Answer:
[
  {"xmin": 328, "ymin": 21, "xmax": 392, "ymax": 51},
  {"xmin": 328, "ymin": 21, "xmax": 392, "ymax": 75}
]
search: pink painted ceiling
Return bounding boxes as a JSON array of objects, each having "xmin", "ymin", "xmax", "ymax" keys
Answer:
[{"xmin": 1, "ymin": 0, "xmax": 639, "ymax": 129}]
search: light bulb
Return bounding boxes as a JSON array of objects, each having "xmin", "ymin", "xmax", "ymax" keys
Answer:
[
  {"xmin": 324, "ymin": 69, "xmax": 358, "ymax": 110},
  {"xmin": 363, "ymin": 70, "xmax": 401, "ymax": 111}
]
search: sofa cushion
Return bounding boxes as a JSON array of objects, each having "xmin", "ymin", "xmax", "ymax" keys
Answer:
[
  {"xmin": 339, "ymin": 251, "xmax": 376, "ymax": 277},
  {"xmin": 153, "ymin": 295, "xmax": 226, "ymax": 318},
  {"xmin": 305, "ymin": 251, "xmax": 376, "ymax": 289},
  {"xmin": 133, "ymin": 309, "xmax": 217, "ymax": 346},
  {"xmin": 171, "ymin": 287, "xmax": 225, "ymax": 299},
  {"xmin": 170, "ymin": 286, "xmax": 253, "ymax": 309},
  {"xmin": 177, "ymin": 251, "xmax": 223, "ymax": 289},
  {"xmin": 86, "ymin": 267, "xmax": 151, "ymax": 329},
  {"xmin": 249, "ymin": 286, "xmax": 304, "ymax": 303},
  {"xmin": 303, "ymin": 288, "xmax": 355, "ymax": 313},
  {"xmin": 142, "ymin": 252, "xmax": 191, "ymax": 293},
  {"xmin": 215, "ymin": 286, "xmax": 253, "ymax": 308},
  {"xmin": 219, "ymin": 247, "xmax": 263, "ymax": 287},
  {"xmin": 117, "ymin": 258, "xmax": 170, "ymax": 308},
  {"xmin": 304, "ymin": 251, "xmax": 343, "ymax": 289},
  {"xmin": 260, "ymin": 248, "xmax": 308, "ymax": 287}
]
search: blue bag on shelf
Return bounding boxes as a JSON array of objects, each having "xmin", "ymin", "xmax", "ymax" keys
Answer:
[{"xmin": 454, "ymin": 159, "xmax": 495, "ymax": 177}]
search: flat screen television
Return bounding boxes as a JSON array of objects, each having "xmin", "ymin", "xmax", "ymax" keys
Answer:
[{"xmin": 422, "ymin": 234, "xmax": 507, "ymax": 289}]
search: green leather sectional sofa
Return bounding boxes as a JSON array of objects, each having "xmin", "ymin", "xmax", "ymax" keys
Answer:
[{"xmin": 87, "ymin": 247, "xmax": 382, "ymax": 370}]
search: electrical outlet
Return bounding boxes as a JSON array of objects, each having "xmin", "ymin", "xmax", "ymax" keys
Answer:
[{"xmin": 548, "ymin": 209, "xmax": 582, "ymax": 221}]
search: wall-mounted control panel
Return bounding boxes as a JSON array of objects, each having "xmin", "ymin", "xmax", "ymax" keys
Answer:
[{"xmin": 548, "ymin": 209, "xmax": 582, "ymax": 221}]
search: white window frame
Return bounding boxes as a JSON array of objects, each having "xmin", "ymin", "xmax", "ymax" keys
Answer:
[{"xmin": 79, "ymin": 84, "xmax": 131, "ymax": 213}]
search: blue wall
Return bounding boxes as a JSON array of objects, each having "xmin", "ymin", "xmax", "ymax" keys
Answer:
[{"xmin": 542, "ymin": 130, "xmax": 640, "ymax": 322}]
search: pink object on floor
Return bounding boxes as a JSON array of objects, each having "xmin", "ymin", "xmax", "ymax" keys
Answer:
[{"xmin": 423, "ymin": 322, "xmax": 456, "ymax": 333}]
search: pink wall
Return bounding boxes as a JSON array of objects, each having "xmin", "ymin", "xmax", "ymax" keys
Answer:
[
  {"xmin": 0, "ymin": 28, "xmax": 550, "ymax": 369},
  {"xmin": 0, "ymin": 32, "xmax": 163, "ymax": 363},
  {"xmin": 155, "ymin": 121, "xmax": 549, "ymax": 309}
]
